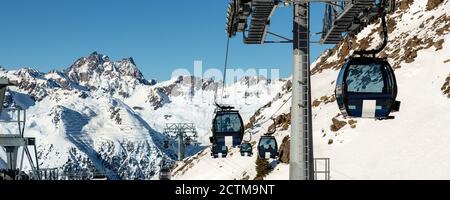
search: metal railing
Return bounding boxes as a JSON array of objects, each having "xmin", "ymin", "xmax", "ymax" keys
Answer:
[
  {"xmin": 314, "ymin": 158, "xmax": 331, "ymax": 180},
  {"xmin": 29, "ymin": 168, "xmax": 60, "ymax": 180},
  {"xmin": 0, "ymin": 108, "xmax": 26, "ymax": 136}
]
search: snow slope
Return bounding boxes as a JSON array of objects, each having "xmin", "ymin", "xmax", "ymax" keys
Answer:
[
  {"xmin": 0, "ymin": 0, "xmax": 448, "ymax": 180},
  {"xmin": 0, "ymin": 52, "xmax": 288, "ymax": 180},
  {"xmin": 175, "ymin": 0, "xmax": 450, "ymax": 180}
]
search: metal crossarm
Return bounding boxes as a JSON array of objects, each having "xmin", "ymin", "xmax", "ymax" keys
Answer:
[
  {"xmin": 321, "ymin": 0, "xmax": 376, "ymax": 44},
  {"xmin": 163, "ymin": 123, "xmax": 198, "ymax": 161},
  {"xmin": 244, "ymin": 0, "xmax": 278, "ymax": 44}
]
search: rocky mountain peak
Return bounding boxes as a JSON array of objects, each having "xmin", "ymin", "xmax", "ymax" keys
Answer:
[{"xmin": 65, "ymin": 52, "xmax": 150, "ymax": 91}]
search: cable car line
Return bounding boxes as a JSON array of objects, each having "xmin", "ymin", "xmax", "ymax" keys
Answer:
[
  {"xmin": 269, "ymin": 95, "xmax": 292, "ymax": 120},
  {"xmin": 203, "ymin": 156, "xmax": 241, "ymax": 179},
  {"xmin": 244, "ymin": 95, "xmax": 292, "ymax": 136},
  {"xmin": 213, "ymin": 152, "xmax": 250, "ymax": 173},
  {"xmin": 209, "ymin": 35, "xmax": 247, "ymax": 159},
  {"xmin": 221, "ymin": 37, "xmax": 231, "ymax": 104}
]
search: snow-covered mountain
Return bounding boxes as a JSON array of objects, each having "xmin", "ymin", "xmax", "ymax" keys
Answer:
[
  {"xmin": 1, "ymin": 0, "xmax": 449, "ymax": 180},
  {"xmin": 174, "ymin": 0, "xmax": 450, "ymax": 180},
  {"xmin": 0, "ymin": 51, "xmax": 288, "ymax": 180}
]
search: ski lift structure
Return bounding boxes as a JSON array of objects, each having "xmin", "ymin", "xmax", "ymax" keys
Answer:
[
  {"xmin": 321, "ymin": 0, "xmax": 396, "ymax": 44},
  {"xmin": 224, "ymin": 0, "xmax": 398, "ymax": 179},
  {"xmin": 0, "ymin": 78, "xmax": 41, "ymax": 180},
  {"xmin": 163, "ymin": 123, "xmax": 198, "ymax": 161}
]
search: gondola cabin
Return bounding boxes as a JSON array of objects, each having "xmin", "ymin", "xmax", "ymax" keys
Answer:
[
  {"xmin": 211, "ymin": 144, "xmax": 228, "ymax": 158},
  {"xmin": 258, "ymin": 136, "xmax": 278, "ymax": 159},
  {"xmin": 211, "ymin": 107, "xmax": 244, "ymax": 147},
  {"xmin": 240, "ymin": 142, "xmax": 253, "ymax": 157},
  {"xmin": 92, "ymin": 170, "xmax": 107, "ymax": 180},
  {"xmin": 336, "ymin": 57, "xmax": 400, "ymax": 119},
  {"xmin": 159, "ymin": 168, "xmax": 171, "ymax": 180},
  {"xmin": 163, "ymin": 140, "xmax": 170, "ymax": 149},
  {"xmin": 184, "ymin": 137, "xmax": 192, "ymax": 146}
]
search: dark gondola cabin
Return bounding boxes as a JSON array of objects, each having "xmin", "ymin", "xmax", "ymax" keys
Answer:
[
  {"xmin": 184, "ymin": 137, "xmax": 192, "ymax": 146},
  {"xmin": 240, "ymin": 142, "xmax": 253, "ymax": 156},
  {"xmin": 211, "ymin": 108, "xmax": 244, "ymax": 147},
  {"xmin": 163, "ymin": 140, "xmax": 170, "ymax": 149},
  {"xmin": 159, "ymin": 168, "xmax": 171, "ymax": 180},
  {"xmin": 258, "ymin": 136, "xmax": 278, "ymax": 159},
  {"xmin": 92, "ymin": 170, "xmax": 107, "ymax": 180},
  {"xmin": 211, "ymin": 144, "xmax": 228, "ymax": 158},
  {"xmin": 336, "ymin": 57, "xmax": 400, "ymax": 119}
]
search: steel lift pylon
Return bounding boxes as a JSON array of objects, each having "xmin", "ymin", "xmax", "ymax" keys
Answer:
[
  {"xmin": 225, "ymin": 0, "xmax": 390, "ymax": 180},
  {"xmin": 0, "ymin": 78, "xmax": 40, "ymax": 180},
  {"xmin": 163, "ymin": 123, "xmax": 198, "ymax": 161}
]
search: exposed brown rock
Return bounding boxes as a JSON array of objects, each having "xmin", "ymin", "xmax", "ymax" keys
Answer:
[
  {"xmin": 427, "ymin": 0, "xmax": 444, "ymax": 10},
  {"xmin": 434, "ymin": 39, "xmax": 445, "ymax": 50},
  {"xmin": 282, "ymin": 123, "xmax": 290, "ymax": 131},
  {"xmin": 282, "ymin": 80, "xmax": 292, "ymax": 92},
  {"xmin": 242, "ymin": 175, "xmax": 250, "ymax": 180},
  {"xmin": 348, "ymin": 120, "xmax": 358, "ymax": 129},
  {"xmin": 328, "ymin": 139, "xmax": 334, "ymax": 145},
  {"xmin": 442, "ymin": 74, "xmax": 450, "ymax": 98},
  {"xmin": 268, "ymin": 113, "xmax": 291, "ymax": 133},
  {"xmin": 330, "ymin": 117, "xmax": 347, "ymax": 132},
  {"xmin": 245, "ymin": 101, "xmax": 272, "ymax": 130},
  {"xmin": 435, "ymin": 15, "xmax": 450, "ymax": 36},
  {"xmin": 312, "ymin": 27, "xmax": 379, "ymax": 75},
  {"xmin": 403, "ymin": 36, "xmax": 421, "ymax": 63},
  {"xmin": 398, "ymin": 0, "xmax": 414, "ymax": 11},
  {"xmin": 422, "ymin": 16, "xmax": 436, "ymax": 29},
  {"xmin": 278, "ymin": 136, "xmax": 290, "ymax": 164},
  {"xmin": 387, "ymin": 17, "xmax": 397, "ymax": 33},
  {"xmin": 311, "ymin": 37, "xmax": 354, "ymax": 75},
  {"xmin": 313, "ymin": 99, "xmax": 322, "ymax": 107},
  {"xmin": 313, "ymin": 95, "xmax": 337, "ymax": 107}
]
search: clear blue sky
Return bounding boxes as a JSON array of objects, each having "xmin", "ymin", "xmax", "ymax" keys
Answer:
[{"xmin": 0, "ymin": 0, "xmax": 334, "ymax": 81}]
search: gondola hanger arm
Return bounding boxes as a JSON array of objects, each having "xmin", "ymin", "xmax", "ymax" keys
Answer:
[{"xmin": 354, "ymin": 0, "xmax": 390, "ymax": 57}]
